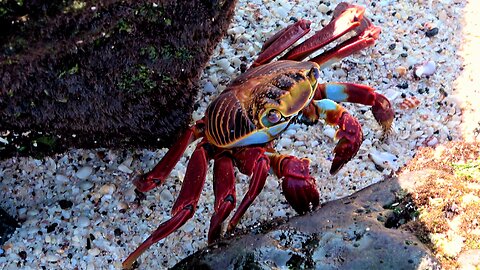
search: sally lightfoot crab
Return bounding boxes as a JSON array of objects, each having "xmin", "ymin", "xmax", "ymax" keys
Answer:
[{"xmin": 123, "ymin": 2, "xmax": 394, "ymax": 268}]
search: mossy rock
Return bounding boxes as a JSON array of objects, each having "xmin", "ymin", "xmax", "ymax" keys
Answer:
[{"xmin": 0, "ymin": 0, "xmax": 237, "ymax": 157}]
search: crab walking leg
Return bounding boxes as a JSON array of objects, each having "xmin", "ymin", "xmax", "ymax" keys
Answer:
[
  {"xmin": 308, "ymin": 83, "xmax": 394, "ymax": 132},
  {"xmin": 208, "ymin": 153, "xmax": 236, "ymax": 243},
  {"xmin": 311, "ymin": 20, "xmax": 381, "ymax": 69},
  {"xmin": 269, "ymin": 154, "xmax": 320, "ymax": 214},
  {"xmin": 226, "ymin": 148, "xmax": 271, "ymax": 232},
  {"xmin": 122, "ymin": 141, "xmax": 209, "ymax": 269},
  {"xmin": 300, "ymin": 99, "xmax": 363, "ymax": 174},
  {"xmin": 280, "ymin": 3, "xmax": 365, "ymax": 62},
  {"xmin": 252, "ymin": 19, "xmax": 311, "ymax": 67},
  {"xmin": 133, "ymin": 123, "xmax": 202, "ymax": 192}
]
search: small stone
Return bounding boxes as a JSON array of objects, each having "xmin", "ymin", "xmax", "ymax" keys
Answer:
[
  {"xmin": 76, "ymin": 166, "xmax": 93, "ymax": 179},
  {"xmin": 46, "ymin": 223, "xmax": 58, "ymax": 233},
  {"xmin": 99, "ymin": 184, "xmax": 116, "ymax": 195},
  {"xmin": 323, "ymin": 126, "xmax": 336, "ymax": 139},
  {"xmin": 18, "ymin": 250, "xmax": 27, "ymax": 260},
  {"xmin": 77, "ymin": 216, "xmax": 90, "ymax": 228},
  {"xmin": 88, "ymin": 248, "xmax": 101, "ymax": 256},
  {"xmin": 395, "ymin": 66, "xmax": 407, "ymax": 76},
  {"xmin": 58, "ymin": 199, "xmax": 73, "ymax": 210},
  {"xmin": 425, "ymin": 27, "xmax": 439, "ymax": 37},
  {"xmin": 203, "ymin": 81, "xmax": 216, "ymax": 94},
  {"xmin": 117, "ymin": 164, "xmax": 133, "ymax": 174},
  {"xmin": 55, "ymin": 174, "xmax": 69, "ymax": 183},
  {"xmin": 46, "ymin": 254, "xmax": 60, "ymax": 262},
  {"xmin": 396, "ymin": 82, "xmax": 408, "ymax": 89},
  {"xmin": 318, "ymin": 4, "xmax": 329, "ymax": 13},
  {"xmin": 27, "ymin": 209, "xmax": 39, "ymax": 217},
  {"xmin": 217, "ymin": 58, "xmax": 231, "ymax": 70},
  {"xmin": 79, "ymin": 181, "xmax": 94, "ymax": 191},
  {"xmin": 182, "ymin": 221, "xmax": 195, "ymax": 233},
  {"xmin": 274, "ymin": 6, "xmax": 289, "ymax": 18},
  {"xmin": 414, "ymin": 61, "xmax": 436, "ymax": 78},
  {"xmin": 114, "ymin": 228, "xmax": 123, "ymax": 236},
  {"xmin": 160, "ymin": 188, "xmax": 174, "ymax": 202}
]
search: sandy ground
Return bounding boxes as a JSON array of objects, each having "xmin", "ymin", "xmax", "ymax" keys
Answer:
[{"xmin": 454, "ymin": 0, "xmax": 480, "ymax": 141}]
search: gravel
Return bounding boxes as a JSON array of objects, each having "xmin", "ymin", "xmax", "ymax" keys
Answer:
[{"xmin": 0, "ymin": 0, "xmax": 468, "ymax": 269}]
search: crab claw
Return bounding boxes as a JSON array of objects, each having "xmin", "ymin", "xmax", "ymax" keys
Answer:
[
  {"xmin": 272, "ymin": 156, "xmax": 320, "ymax": 214},
  {"xmin": 372, "ymin": 93, "xmax": 394, "ymax": 134},
  {"xmin": 331, "ymin": 112, "xmax": 363, "ymax": 174}
]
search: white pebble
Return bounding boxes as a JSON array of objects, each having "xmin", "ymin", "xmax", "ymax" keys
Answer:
[
  {"xmin": 318, "ymin": 3, "xmax": 329, "ymax": 13},
  {"xmin": 76, "ymin": 166, "xmax": 93, "ymax": 179},
  {"xmin": 274, "ymin": 6, "xmax": 289, "ymax": 18},
  {"xmin": 273, "ymin": 209, "xmax": 286, "ymax": 217},
  {"xmin": 160, "ymin": 188, "xmax": 174, "ymax": 202},
  {"xmin": 117, "ymin": 164, "xmax": 133, "ymax": 174},
  {"xmin": 426, "ymin": 137, "xmax": 439, "ymax": 147},
  {"xmin": 88, "ymin": 248, "xmax": 101, "ymax": 256},
  {"xmin": 415, "ymin": 60, "xmax": 436, "ymax": 77},
  {"xmin": 227, "ymin": 26, "xmax": 246, "ymax": 35},
  {"xmin": 79, "ymin": 181, "xmax": 94, "ymax": 191},
  {"xmin": 323, "ymin": 126, "xmax": 336, "ymax": 139},
  {"xmin": 278, "ymin": 137, "xmax": 292, "ymax": 148},
  {"xmin": 55, "ymin": 174, "xmax": 69, "ymax": 183},
  {"xmin": 217, "ymin": 58, "xmax": 231, "ymax": 70},
  {"xmin": 368, "ymin": 150, "xmax": 399, "ymax": 170},
  {"xmin": 182, "ymin": 221, "xmax": 195, "ymax": 233},
  {"xmin": 203, "ymin": 81, "xmax": 216, "ymax": 94},
  {"xmin": 27, "ymin": 209, "xmax": 39, "ymax": 217},
  {"xmin": 77, "ymin": 216, "xmax": 90, "ymax": 228},
  {"xmin": 99, "ymin": 184, "xmax": 116, "ymax": 195},
  {"xmin": 46, "ymin": 254, "xmax": 60, "ymax": 262}
]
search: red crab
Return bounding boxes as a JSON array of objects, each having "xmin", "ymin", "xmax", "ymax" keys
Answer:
[{"xmin": 123, "ymin": 2, "xmax": 394, "ymax": 268}]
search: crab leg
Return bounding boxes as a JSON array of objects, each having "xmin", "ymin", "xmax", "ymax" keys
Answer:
[
  {"xmin": 280, "ymin": 3, "xmax": 366, "ymax": 62},
  {"xmin": 300, "ymin": 99, "xmax": 363, "ymax": 174},
  {"xmin": 133, "ymin": 122, "xmax": 203, "ymax": 192},
  {"xmin": 310, "ymin": 19, "xmax": 381, "ymax": 69},
  {"xmin": 208, "ymin": 153, "xmax": 236, "ymax": 243},
  {"xmin": 122, "ymin": 141, "xmax": 210, "ymax": 269},
  {"xmin": 226, "ymin": 148, "xmax": 270, "ymax": 232},
  {"xmin": 269, "ymin": 154, "xmax": 320, "ymax": 214},
  {"xmin": 311, "ymin": 82, "xmax": 394, "ymax": 132},
  {"xmin": 252, "ymin": 19, "xmax": 311, "ymax": 67}
]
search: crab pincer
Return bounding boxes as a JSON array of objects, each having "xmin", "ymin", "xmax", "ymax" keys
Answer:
[
  {"xmin": 270, "ymin": 155, "xmax": 320, "ymax": 214},
  {"xmin": 331, "ymin": 112, "xmax": 363, "ymax": 174}
]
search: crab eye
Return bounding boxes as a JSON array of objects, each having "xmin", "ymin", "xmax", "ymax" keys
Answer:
[
  {"xmin": 267, "ymin": 109, "xmax": 282, "ymax": 124},
  {"xmin": 308, "ymin": 67, "xmax": 320, "ymax": 81}
]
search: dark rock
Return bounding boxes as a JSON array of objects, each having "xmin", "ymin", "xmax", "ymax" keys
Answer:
[
  {"xmin": 0, "ymin": 0, "xmax": 237, "ymax": 158},
  {"xmin": 0, "ymin": 207, "xmax": 19, "ymax": 245},
  {"xmin": 173, "ymin": 178, "xmax": 440, "ymax": 270},
  {"xmin": 425, "ymin": 27, "xmax": 439, "ymax": 37},
  {"xmin": 58, "ymin": 199, "xmax": 73, "ymax": 210}
]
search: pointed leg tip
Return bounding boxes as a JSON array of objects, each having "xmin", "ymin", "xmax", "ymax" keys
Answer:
[
  {"xmin": 329, "ymin": 160, "xmax": 345, "ymax": 175},
  {"xmin": 132, "ymin": 174, "xmax": 157, "ymax": 192}
]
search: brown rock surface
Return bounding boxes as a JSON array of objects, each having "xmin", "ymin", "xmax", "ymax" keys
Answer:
[{"xmin": 0, "ymin": 0, "xmax": 237, "ymax": 157}]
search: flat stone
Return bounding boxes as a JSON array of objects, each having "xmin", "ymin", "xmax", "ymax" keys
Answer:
[{"xmin": 173, "ymin": 178, "xmax": 440, "ymax": 270}]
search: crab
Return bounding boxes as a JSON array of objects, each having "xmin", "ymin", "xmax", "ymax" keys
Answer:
[{"xmin": 123, "ymin": 2, "xmax": 394, "ymax": 268}]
